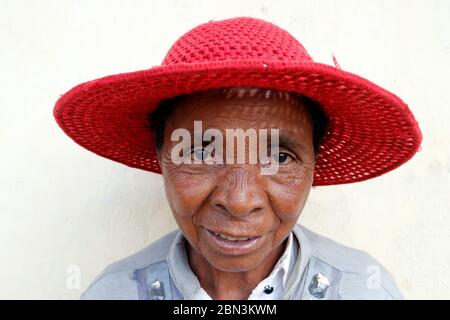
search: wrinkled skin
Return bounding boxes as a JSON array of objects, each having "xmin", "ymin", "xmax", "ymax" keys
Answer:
[{"xmin": 158, "ymin": 90, "xmax": 315, "ymax": 299}]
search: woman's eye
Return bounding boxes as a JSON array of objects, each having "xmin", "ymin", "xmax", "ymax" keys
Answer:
[
  {"xmin": 190, "ymin": 147, "xmax": 212, "ymax": 161},
  {"xmin": 271, "ymin": 152, "xmax": 293, "ymax": 164}
]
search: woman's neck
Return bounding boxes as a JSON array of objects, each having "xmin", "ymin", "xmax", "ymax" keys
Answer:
[{"xmin": 186, "ymin": 240, "xmax": 287, "ymax": 300}]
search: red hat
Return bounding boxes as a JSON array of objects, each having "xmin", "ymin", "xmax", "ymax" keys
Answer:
[{"xmin": 53, "ymin": 17, "xmax": 422, "ymax": 186}]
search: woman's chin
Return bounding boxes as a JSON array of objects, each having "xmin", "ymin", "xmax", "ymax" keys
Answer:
[{"xmin": 204, "ymin": 251, "xmax": 268, "ymax": 273}]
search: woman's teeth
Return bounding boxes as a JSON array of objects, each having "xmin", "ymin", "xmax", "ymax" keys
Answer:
[{"xmin": 212, "ymin": 231, "xmax": 251, "ymax": 242}]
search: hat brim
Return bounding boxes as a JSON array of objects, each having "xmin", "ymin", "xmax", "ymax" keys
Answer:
[{"xmin": 53, "ymin": 59, "xmax": 422, "ymax": 186}]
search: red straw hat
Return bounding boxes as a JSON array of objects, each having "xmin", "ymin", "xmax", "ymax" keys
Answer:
[{"xmin": 53, "ymin": 17, "xmax": 422, "ymax": 186}]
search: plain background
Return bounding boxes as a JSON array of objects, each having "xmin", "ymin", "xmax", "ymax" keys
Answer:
[{"xmin": 1, "ymin": 0, "xmax": 449, "ymax": 299}]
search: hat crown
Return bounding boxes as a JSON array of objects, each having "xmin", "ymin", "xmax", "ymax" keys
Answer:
[{"xmin": 162, "ymin": 17, "xmax": 313, "ymax": 65}]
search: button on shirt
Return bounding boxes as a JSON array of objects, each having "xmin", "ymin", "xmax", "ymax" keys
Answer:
[{"xmin": 192, "ymin": 232, "xmax": 296, "ymax": 300}]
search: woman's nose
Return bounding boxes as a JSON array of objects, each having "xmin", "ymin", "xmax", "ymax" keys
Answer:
[{"xmin": 211, "ymin": 166, "xmax": 266, "ymax": 218}]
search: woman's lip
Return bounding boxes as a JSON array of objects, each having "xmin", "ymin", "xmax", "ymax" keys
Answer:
[
  {"xmin": 205, "ymin": 228, "xmax": 261, "ymax": 239},
  {"xmin": 203, "ymin": 227, "xmax": 263, "ymax": 256}
]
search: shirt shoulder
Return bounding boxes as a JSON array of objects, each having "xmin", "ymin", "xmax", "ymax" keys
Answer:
[
  {"xmin": 80, "ymin": 229, "xmax": 179, "ymax": 299},
  {"xmin": 297, "ymin": 225, "xmax": 403, "ymax": 300}
]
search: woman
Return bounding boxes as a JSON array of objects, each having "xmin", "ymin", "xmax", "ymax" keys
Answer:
[{"xmin": 53, "ymin": 17, "xmax": 422, "ymax": 299}]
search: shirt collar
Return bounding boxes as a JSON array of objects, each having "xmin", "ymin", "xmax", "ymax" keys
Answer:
[{"xmin": 273, "ymin": 231, "xmax": 295, "ymax": 288}]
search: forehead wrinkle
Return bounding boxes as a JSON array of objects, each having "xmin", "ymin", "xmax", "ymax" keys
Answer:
[
  {"xmin": 201, "ymin": 103, "xmax": 307, "ymax": 125},
  {"xmin": 166, "ymin": 92, "xmax": 312, "ymax": 136}
]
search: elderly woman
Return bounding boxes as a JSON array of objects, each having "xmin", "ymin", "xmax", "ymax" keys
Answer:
[{"xmin": 54, "ymin": 17, "xmax": 422, "ymax": 300}]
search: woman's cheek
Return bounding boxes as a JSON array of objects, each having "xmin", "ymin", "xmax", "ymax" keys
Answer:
[
  {"xmin": 164, "ymin": 168, "xmax": 215, "ymax": 218},
  {"xmin": 266, "ymin": 166, "xmax": 313, "ymax": 220}
]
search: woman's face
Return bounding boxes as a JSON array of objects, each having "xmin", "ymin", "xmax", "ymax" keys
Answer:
[{"xmin": 159, "ymin": 90, "xmax": 315, "ymax": 272}]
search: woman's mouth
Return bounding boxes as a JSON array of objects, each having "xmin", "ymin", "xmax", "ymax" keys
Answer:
[{"xmin": 203, "ymin": 227, "xmax": 263, "ymax": 255}]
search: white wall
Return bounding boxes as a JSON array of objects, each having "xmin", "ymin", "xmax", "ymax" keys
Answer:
[{"xmin": 0, "ymin": 0, "xmax": 449, "ymax": 299}]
